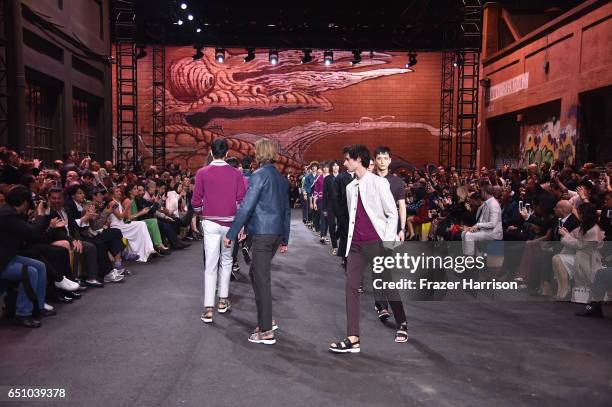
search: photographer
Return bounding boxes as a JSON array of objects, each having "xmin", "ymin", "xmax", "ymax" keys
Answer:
[{"xmin": 0, "ymin": 186, "xmax": 51, "ymax": 327}]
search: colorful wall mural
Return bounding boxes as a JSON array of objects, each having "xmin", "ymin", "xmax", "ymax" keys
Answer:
[
  {"xmin": 519, "ymin": 119, "xmax": 576, "ymax": 166},
  {"xmin": 113, "ymin": 47, "xmax": 443, "ymax": 172}
]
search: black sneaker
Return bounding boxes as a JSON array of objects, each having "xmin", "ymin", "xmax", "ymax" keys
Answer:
[
  {"xmin": 14, "ymin": 316, "xmax": 42, "ymax": 328},
  {"xmin": 576, "ymin": 303, "xmax": 604, "ymax": 318},
  {"xmin": 241, "ymin": 246, "xmax": 251, "ymax": 264}
]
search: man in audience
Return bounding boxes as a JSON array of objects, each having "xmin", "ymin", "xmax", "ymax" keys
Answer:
[
  {"xmin": 462, "ymin": 185, "xmax": 502, "ymax": 255},
  {"xmin": 0, "ymin": 186, "xmax": 51, "ymax": 327},
  {"xmin": 47, "ymin": 187, "xmax": 121, "ymax": 287},
  {"xmin": 65, "ymin": 184, "xmax": 127, "ymax": 281}
]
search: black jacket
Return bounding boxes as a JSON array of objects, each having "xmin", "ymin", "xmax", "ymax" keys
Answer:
[
  {"xmin": 322, "ymin": 174, "xmax": 337, "ymax": 213},
  {"xmin": 64, "ymin": 200, "xmax": 88, "ymax": 239},
  {"xmin": 334, "ymin": 172, "xmax": 353, "ymax": 224},
  {"xmin": 0, "ymin": 204, "xmax": 50, "ymax": 272},
  {"xmin": 46, "ymin": 206, "xmax": 81, "ymax": 243}
]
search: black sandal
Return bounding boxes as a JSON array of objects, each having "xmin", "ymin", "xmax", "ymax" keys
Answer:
[
  {"xmin": 395, "ymin": 323, "xmax": 408, "ymax": 343},
  {"xmin": 329, "ymin": 337, "xmax": 360, "ymax": 353}
]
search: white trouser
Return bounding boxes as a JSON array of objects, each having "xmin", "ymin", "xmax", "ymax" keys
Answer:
[
  {"xmin": 202, "ymin": 219, "xmax": 233, "ymax": 308},
  {"xmin": 462, "ymin": 230, "xmax": 499, "ymax": 255}
]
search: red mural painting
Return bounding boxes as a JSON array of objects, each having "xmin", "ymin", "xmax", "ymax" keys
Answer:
[{"xmin": 113, "ymin": 47, "xmax": 442, "ymax": 172}]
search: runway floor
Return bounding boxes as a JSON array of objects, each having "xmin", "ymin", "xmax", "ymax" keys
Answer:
[{"xmin": 1, "ymin": 210, "xmax": 611, "ymax": 406}]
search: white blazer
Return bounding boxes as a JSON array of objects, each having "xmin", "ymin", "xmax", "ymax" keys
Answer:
[{"xmin": 345, "ymin": 171, "xmax": 398, "ymax": 256}]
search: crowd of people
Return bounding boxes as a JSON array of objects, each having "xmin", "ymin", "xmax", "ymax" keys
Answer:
[
  {"xmin": 0, "ymin": 147, "xmax": 205, "ymax": 328},
  {"xmin": 1, "ymin": 141, "xmax": 611, "ymax": 344},
  {"xmin": 297, "ymin": 148, "xmax": 612, "ymax": 331}
]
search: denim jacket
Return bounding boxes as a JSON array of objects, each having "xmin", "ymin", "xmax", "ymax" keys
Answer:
[{"xmin": 227, "ymin": 163, "xmax": 291, "ymax": 245}]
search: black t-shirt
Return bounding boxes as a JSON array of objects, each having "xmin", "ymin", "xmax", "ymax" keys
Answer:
[{"xmin": 384, "ymin": 173, "xmax": 406, "ymax": 204}]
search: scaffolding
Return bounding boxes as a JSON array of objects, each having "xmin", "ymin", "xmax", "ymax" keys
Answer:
[
  {"xmin": 151, "ymin": 45, "xmax": 166, "ymax": 168},
  {"xmin": 438, "ymin": 50, "xmax": 455, "ymax": 168},
  {"xmin": 0, "ymin": 0, "xmax": 8, "ymax": 145},
  {"xmin": 454, "ymin": 0, "xmax": 482, "ymax": 171},
  {"xmin": 114, "ymin": 0, "xmax": 138, "ymax": 170}
]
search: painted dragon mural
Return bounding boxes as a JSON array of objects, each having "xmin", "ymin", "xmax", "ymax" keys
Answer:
[{"xmin": 115, "ymin": 48, "xmax": 441, "ymax": 172}]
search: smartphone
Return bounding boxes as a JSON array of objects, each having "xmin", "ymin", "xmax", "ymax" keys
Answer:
[
  {"xmin": 519, "ymin": 201, "xmax": 524, "ymax": 211},
  {"xmin": 558, "ymin": 219, "xmax": 563, "ymax": 228},
  {"xmin": 525, "ymin": 203, "xmax": 531, "ymax": 212},
  {"xmin": 112, "ymin": 203, "xmax": 119, "ymax": 210}
]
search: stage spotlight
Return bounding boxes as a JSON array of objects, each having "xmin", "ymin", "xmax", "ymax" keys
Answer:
[
  {"xmin": 301, "ymin": 49, "xmax": 312, "ymax": 64},
  {"xmin": 135, "ymin": 45, "xmax": 147, "ymax": 60},
  {"xmin": 324, "ymin": 50, "xmax": 333, "ymax": 66},
  {"xmin": 187, "ymin": 14, "xmax": 194, "ymax": 21},
  {"xmin": 350, "ymin": 50, "xmax": 361, "ymax": 65},
  {"xmin": 244, "ymin": 48, "xmax": 255, "ymax": 62},
  {"xmin": 196, "ymin": 27, "xmax": 202, "ymax": 33},
  {"xmin": 180, "ymin": 2, "xmax": 187, "ymax": 10},
  {"xmin": 215, "ymin": 48, "xmax": 225, "ymax": 63},
  {"xmin": 269, "ymin": 50, "xmax": 279, "ymax": 65},
  {"xmin": 192, "ymin": 45, "xmax": 204, "ymax": 60},
  {"xmin": 405, "ymin": 52, "xmax": 417, "ymax": 71},
  {"xmin": 177, "ymin": 19, "xmax": 183, "ymax": 26}
]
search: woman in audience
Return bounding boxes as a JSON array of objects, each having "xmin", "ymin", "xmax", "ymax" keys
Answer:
[
  {"xmin": 123, "ymin": 183, "xmax": 170, "ymax": 255},
  {"xmin": 554, "ymin": 203, "xmax": 604, "ymax": 301},
  {"xmin": 108, "ymin": 186, "xmax": 156, "ymax": 262}
]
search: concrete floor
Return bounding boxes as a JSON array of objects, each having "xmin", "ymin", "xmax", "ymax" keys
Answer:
[{"xmin": 1, "ymin": 210, "xmax": 611, "ymax": 407}]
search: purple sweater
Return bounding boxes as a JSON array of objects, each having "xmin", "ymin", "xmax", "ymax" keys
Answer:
[
  {"xmin": 313, "ymin": 174, "xmax": 325, "ymax": 200},
  {"xmin": 352, "ymin": 191, "xmax": 380, "ymax": 243},
  {"xmin": 191, "ymin": 160, "xmax": 246, "ymax": 227}
]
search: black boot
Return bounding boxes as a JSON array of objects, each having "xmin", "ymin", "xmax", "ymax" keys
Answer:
[{"xmin": 576, "ymin": 302, "xmax": 604, "ymax": 318}]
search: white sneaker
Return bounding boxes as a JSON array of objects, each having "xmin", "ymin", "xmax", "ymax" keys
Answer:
[
  {"xmin": 104, "ymin": 269, "xmax": 125, "ymax": 283},
  {"xmin": 43, "ymin": 303, "xmax": 55, "ymax": 312},
  {"xmin": 54, "ymin": 276, "xmax": 80, "ymax": 292}
]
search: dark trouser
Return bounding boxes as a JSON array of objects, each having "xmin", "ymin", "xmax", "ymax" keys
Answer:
[
  {"xmin": 327, "ymin": 209, "xmax": 338, "ymax": 249},
  {"xmin": 317, "ymin": 199, "xmax": 327, "ymax": 237},
  {"xmin": 157, "ymin": 218, "xmax": 181, "ymax": 246},
  {"xmin": 77, "ymin": 241, "xmax": 100, "ymax": 280},
  {"xmin": 85, "ymin": 228, "xmax": 124, "ymax": 278},
  {"xmin": 232, "ymin": 238, "xmax": 239, "ymax": 263},
  {"xmin": 20, "ymin": 244, "xmax": 72, "ymax": 300},
  {"xmin": 346, "ymin": 242, "xmax": 406, "ymax": 337},
  {"xmin": 336, "ymin": 216, "xmax": 349, "ymax": 258},
  {"xmin": 249, "ymin": 234, "xmax": 282, "ymax": 332},
  {"xmin": 592, "ymin": 267, "xmax": 612, "ymax": 301},
  {"xmin": 313, "ymin": 207, "xmax": 320, "ymax": 232},
  {"xmin": 302, "ymin": 193, "xmax": 312, "ymax": 223}
]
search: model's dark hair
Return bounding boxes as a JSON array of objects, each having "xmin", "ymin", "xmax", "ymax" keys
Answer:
[
  {"xmin": 242, "ymin": 156, "xmax": 252, "ymax": 170},
  {"xmin": 211, "ymin": 138, "xmax": 229, "ymax": 159},
  {"xmin": 344, "ymin": 144, "xmax": 370, "ymax": 169},
  {"xmin": 225, "ymin": 156, "xmax": 239, "ymax": 168},
  {"xmin": 328, "ymin": 160, "xmax": 339, "ymax": 172},
  {"xmin": 374, "ymin": 146, "xmax": 391, "ymax": 156}
]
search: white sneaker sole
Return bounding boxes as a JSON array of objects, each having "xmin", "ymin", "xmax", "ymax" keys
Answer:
[
  {"xmin": 248, "ymin": 337, "xmax": 276, "ymax": 345},
  {"xmin": 329, "ymin": 346, "xmax": 360, "ymax": 354},
  {"xmin": 201, "ymin": 317, "xmax": 213, "ymax": 323},
  {"xmin": 217, "ymin": 305, "xmax": 231, "ymax": 314}
]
